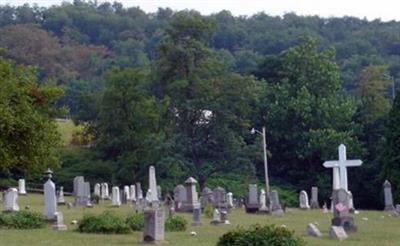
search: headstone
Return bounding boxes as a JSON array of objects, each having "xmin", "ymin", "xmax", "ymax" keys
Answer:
[
  {"xmin": 52, "ymin": 212, "xmax": 67, "ymax": 231},
  {"xmin": 348, "ymin": 191, "xmax": 355, "ymax": 213},
  {"xmin": 323, "ymin": 144, "xmax": 363, "ymax": 191},
  {"xmin": 94, "ymin": 183, "xmax": 101, "ymax": 197},
  {"xmin": 136, "ymin": 182, "xmax": 143, "ymax": 200},
  {"xmin": 212, "ymin": 187, "xmax": 227, "ymax": 209},
  {"xmin": 121, "ymin": 189, "xmax": 127, "ymax": 204},
  {"xmin": 245, "ymin": 184, "xmax": 259, "ymax": 213},
  {"xmin": 210, "ymin": 209, "xmax": 221, "ymax": 225},
  {"xmin": 270, "ymin": 190, "xmax": 284, "ymax": 216},
  {"xmin": 329, "ymin": 226, "xmax": 348, "ymax": 241},
  {"xmin": 73, "ymin": 177, "xmax": 90, "ymax": 206},
  {"xmin": 331, "ymin": 188, "xmax": 357, "ymax": 232},
  {"xmin": 310, "ymin": 187, "xmax": 320, "ymax": 209},
  {"xmin": 183, "ymin": 177, "xmax": 200, "ymax": 212},
  {"xmin": 44, "ymin": 170, "xmax": 57, "ymax": 221},
  {"xmin": 259, "ymin": 189, "xmax": 269, "ymax": 212},
  {"xmin": 143, "ymin": 207, "xmax": 165, "ymax": 243},
  {"xmin": 226, "ymin": 192, "xmax": 233, "ymax": 208},
  {"xmin": 112, "ymin": 186, "xmax": 121, "ymax": 207},
  {"xmin": 174, "ymin": 184, "xmax": 187, "ymax": 211},
  {"xmin": 396, "ymin": 204, "xmax": 400, "ymax": 214},
  {"xmin": 124, "ymin": 185, "xmax": 131, "ymax": 201},
  {"xmin": 130, "ymin": 185, "xmax": 136, "ymax": 201},
  {"xmin": 100, "ymin": 183, "xmax": 109, "ymax": 200},
  {"xmin": 84, "ymin": 182, "xmax": 92, "ymax": 207},
  {"xmin": 191, "ymin": 205, "xmax": 202, "ymax": 226},
  {"xmin": 306, "ymin": 223, "xmax": 322, "ymax": 237},
  {"xmin": 299, "ymin": 190, "xmax": 310, "ymax": 209},
  {"xmin": 322, "ymin": 202, "xmax": 329, "ymax": 213},
  {"xmin": 220, "ymin": 211, "xmax": 230, "ymax": 225},
  {"xmin": 3, "ymin": 188, "xmax": 19, "ymax": 212},
  {"xmin": 383, "ymin": 180, "xmax": 395, "ymax": 211},
  {"xmin": 57, "ymin": 186, "xmax": 66, "ymax": 205},
  {"xmin": 18, "ymin": 179, "xmax": 27, "ymax": 195},
  {"xmin": 200, "ymin": 187, "xmax": 213, "ymax": 207},
  {"xmin": 148, "ymin": 166, "xmax": 159, "ymax": 203}
]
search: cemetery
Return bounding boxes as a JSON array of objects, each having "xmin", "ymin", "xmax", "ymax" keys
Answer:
[{"xmin": 2, "ymin": 1, "xmax": 400, "ymax": 245}]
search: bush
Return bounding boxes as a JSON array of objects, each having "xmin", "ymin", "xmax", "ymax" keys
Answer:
[
  {"xmin": 78, "ymin": 211, "xmax": 130, "ymax": 234},
  {"xmin": 125, "ymin": 213, "xmax": 144, "ymax": 231},
  {"xmin": 217, "ymin": 224, "xmax": 305, "ymax": 246},
  {"xmin": 165, "ymin": 215, "xmax": 187, "ymax": 232},
  {"xmin": 203, "ymin": 204, "xmax": 214, "ymax": 218},
  {"xmin": 0, "ymin": 211, "xmax": 45, "ymax": 229}
]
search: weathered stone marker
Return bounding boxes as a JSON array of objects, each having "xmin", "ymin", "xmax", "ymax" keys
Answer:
[
  {"xmin": 18, "ymin": 179, "xmax": 27, "ymax": 195},
  {"xmin": 306, "ymin": 223, "xmax": 322, "ymax": 237},
  {"xmin": 52, "ymin": 212, "xmax": 67, "ymax": 231},
  {"xmin": 331, "ymin": 188, "xmax": 357, "ymax": 232},
  {"xmin": 270, "ymin": 190, "xmax": 284, "ymax": 216},
  {"xmin": 57, "ymin": 186, "xmax": 66, "ymax": 205},
  {"xmin": 329, "ymin": 226, "xmax": 348, "ymax": 241},
  {"xmin": 3, "ymin": 188, "xmax": 19, "ymax": 212},
  {"xmin": 310, "ymin": 186, "xmax": 320, "ymax": 209},
  {"xmin": 245, "ymin": 184, "xmax": 259, "ymax": 213},
  {"xmin": 44, "ymin": 169, "xmax": 57, "ymax": 221},
  {"xmin": 299, "ymin": 190, "xmax": 310, "ymax": 210},
  {"xmin": 191, "ymin": 204, "xmax": 202, "ymax": 226},
  {"xmin": 143, "ymin": 207, "xmax": 165, "ymax": 243},
  {"xmin": 383, "ymin": 180, "xmax": 395, "ymax": 211}
]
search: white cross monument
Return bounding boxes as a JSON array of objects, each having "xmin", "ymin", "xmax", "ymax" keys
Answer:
[{"xmin": 323, "ymin": 144, "xmax": 362, "ymax": 191}]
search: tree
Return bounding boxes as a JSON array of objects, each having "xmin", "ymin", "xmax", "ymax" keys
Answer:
[
  {"xmin": 0, "ymin": 52, "xmax": 64, "ymax": 177},
  {"xmin": 381, "ymin": 93, "xmax": 400, "ymax": 203},
  {"xmin": 358, "ymin": 65, "xmax": 392, "ymax": 125},
  {"xmin": 95, "ymin": 68, "xmax": 170, "ymax": 185},
  {"xmin": 153, "ymin": 11, "xmax": 263, "ymax": 188},
  {"xmin": 257, "ymin": 38, "xmax": 361, "ymax": 196}
]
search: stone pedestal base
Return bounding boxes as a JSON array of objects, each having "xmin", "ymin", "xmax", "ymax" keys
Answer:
[
  {"xmin": 52, "ymin": 224, "xmax": 67, "ymax": 231},
  {"xmin": 245, "ymin": 204, "xmax": 259, "ymax": 213},
  {"xmin": 331, "ymin": 217, "xmax": 357, "ymax": 232}
]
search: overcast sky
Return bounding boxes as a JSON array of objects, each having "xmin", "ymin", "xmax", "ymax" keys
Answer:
[{"xmin": 1, "ymin": 0, "xmax": 400, "ymax": 21}]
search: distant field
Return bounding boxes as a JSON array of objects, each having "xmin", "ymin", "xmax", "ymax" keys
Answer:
[
  {"xmin": 56, "ymin": 119, "xmax": 80, "ymax": 146},
  {"xmin": 0, "ymin": 194, "xmax": 399, "ymax": 246}
]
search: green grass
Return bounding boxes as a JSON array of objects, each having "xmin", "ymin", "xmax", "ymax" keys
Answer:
[
  {"xmin": 0, "ymin": 194, "xmax": 399, "ymax": 246},
  {"xmin": 56, "ymin": 119, "xmax": 79, "ymax": 146}
]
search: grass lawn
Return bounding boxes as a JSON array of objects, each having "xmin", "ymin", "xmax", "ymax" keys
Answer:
[
  {"xmin": 0, "ymin": 193, "xmax": 399, "ymax": 246},
  {"xmin": 56, "ymin": 119, "xmax": 80, "ymax": 146}
]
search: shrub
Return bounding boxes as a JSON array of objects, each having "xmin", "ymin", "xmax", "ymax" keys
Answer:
[
  {"xmin": 125, "ymin": 213, "xmax": 144, "ymax": 231},
  {"xmin": 78, "ymin": 211, "xmax": 130, "ymax": 234},
  {"xmin": 0, "ymin": 211, "xmax": 45, "ymax": 229},
  {"xmin": 203, "ymin": 204, "xmax": 214, "ymax": 218},
  {"xmin": 216, "ymin": 224, "xmax": 305, "ymax": 246},
  {"xmin": 165, "ymin": 215, "xmax": 187, "ymax": 231}
]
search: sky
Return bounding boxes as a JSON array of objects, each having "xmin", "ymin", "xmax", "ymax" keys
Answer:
[{"xmin": 1, "ymin": 0, "xmax": 400, "ymax": 21}]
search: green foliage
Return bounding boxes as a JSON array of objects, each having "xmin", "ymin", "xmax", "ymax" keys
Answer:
[
  {"xmin": 358, "ymin": 65, "xmax": 392, "ymax": 125},
  {"xmin": 0, "ymin": 54, "xmax": 63, "ymax": 177},
  {"xmin": 56, "ymin": 148, "xmax": 114, "ymax": 191},
  {"xmin": 77, "ymin": 211, "xmax": 131, "ymax": 234},
  {"xmin": 381, "ymin": 93, "xmax": 400, "ymax": 202},
  {"xmin": 258, "ymin": 38, "xmax": 361, "ymax": 196},
  {"xmin": 0, "ymin": 211, "xmax": 45, "ymax": 229},
  {"xmin": 203, "ymin": 204, "xmax": 214, "ymax": 218},
  {"xmin": 165, "ymin": 215, "xmax": 188, "ymax": 232},
  {"xmin": 154, "ymin": 11, "xmax": 263, "ymax": 188},
  {"xmin": 271, "ymin": 187, "xmax": 298, "ymax": 208},
  {"xmin": 125, "ymin": 213, "xmax": 144, "ymax": 231},
  {"xmin": 216, "ymin": 224, "xmax": 305, "ymax": 246}
]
